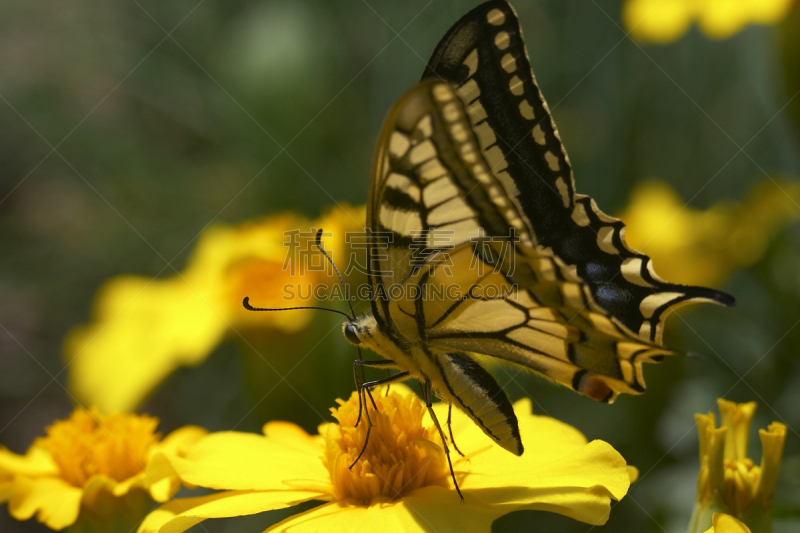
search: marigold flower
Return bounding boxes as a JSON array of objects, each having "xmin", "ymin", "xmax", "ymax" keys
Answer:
[
  {"xmin": 687, "ymin": 399, "xmax": 786, "ymax": 533},
  {"xmin": 64, "ymin": 204, "xmax": 366, "ymax": 413},
  {"xmin": 623, "ymin": 0, "xmax": 795, "ymax": 42},
  {"xmin": 138, "ymin": 385, "xmax": 636, "ymax": 533},
  {"xmin": 0, "ymin": 407, "xmax": 206, "ymax": 531},
  {"xmin": 618, "ymin": 180, "xmax": 800, "ymax": 287}
]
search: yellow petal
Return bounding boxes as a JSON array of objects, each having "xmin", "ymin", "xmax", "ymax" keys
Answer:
[
  {"xmin": 65, "ymin": 275, "xmax": 228, "ymax": 413},
  {"xmin": 139, "ymin": 490, "xmax": 325, "ymax": 533},
  {"xmin": 0, "ymin": 444, "xmax": 58, "ymax": 477},
  {"xmin": 8, "ymin": 476, "xmax": 82, "ymax": 530},
  {"xmin": 703, "ymin": 512, "xmax": 753, "ymax": 533},
  {"xmin": 627, "ymin": 465, "xmax": 640, "ymax": 483},
  {"xmin": 441, "ymin": 398, "xmax": 589, "ymax": 469},
  {"xmin": 145, "ymin": 426, "xmax": 209, "ymax": 502},
  {"xmin": 265, "ymin": 494, "xmax": 496, "ymax": 533},
  {"xmin": 152, "ymin": 426, "xmax": 209, "ymax": 456},
  {"xmin": 168, "ymin": 430, "xmax": 330, "ymax": 492},
  {"xmin": 432, "ymin": 397, "xmax": 629, "ymax": 525},
  {"xmin": 262, "ymin": 421, "xmax": 325, "ymax": 453}
]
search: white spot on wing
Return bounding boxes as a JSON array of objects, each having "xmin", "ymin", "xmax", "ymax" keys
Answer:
[
  {"xmin": 408, "ymin": 140, "xmax": 437, "ymax": 165},
  {"xmin": 487, "ymin": 8, "xmax": 506, "ymax": 25},
  {"xmin": 463, "ymin": 49, "xmax": 479, "ymax": 77},
  {"xmin": 596, "ymin": 226, "xmax": 619, "ymax": 255},
  {"xmin": 457, "ymin": 79, "xmax": 481, "ymax": 104},
  {"xmin": 415, "ymin": 115, "xmax": 433, "ymax": 139},
  {"xmin": 621, "ymin": 258, "xmax": 655, "ymax": 288},
  {"xmin": 639, "ymin": 292, "xmax": 684, "ymax": 319},
  {"xmin": 519, "ymin": 100, "xmax": 535, "ymax": 120},
  {"xmin": 467, "ymin": 101, "xmax": 488, "ymax": 124},
  {"xmin": 474, "ymin": 123, "xmax": 497, "ymax": 150},
  {"xmin": 532, "ymin": 124, "xmax": 546, "ymax": 145},
  {"xmin": 501, "ymin": 53, "xmax": 516, "ymax": 73},
  {"xmin": 418, "ymin": 159, "xmax": 448, "ymax": 183},
  {"xmin": 433, "ymin": 84, "xmax": 453, "ymax": 102},
  {"xmin": 495, "ymin": 31, "xmax": 510, "ymax": 50},
  {"xmin": 571, "ymin": 202, "xmax": 590, "ymax": 227},
  {"xmin": 389, "ymin": 132, "xmax": 410, "ymax": 158},
  {"xmin": 555, "ymin": 177, "xmax": 570, "ymax": 208},
  {"xmin": 545, "ymin": 151, "xmax": 560, "ymax": 171}
]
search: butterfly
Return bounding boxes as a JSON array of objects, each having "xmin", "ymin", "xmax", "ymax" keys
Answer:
[{"xmin": 247, "ymin": 0, "xmax": 735, "ymax": 500}]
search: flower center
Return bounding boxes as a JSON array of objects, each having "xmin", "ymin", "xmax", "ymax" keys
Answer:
[
  {"xmin": 323, "ymin": 388, "xmax": 450, "ymax": 503},
  {"xmin": 43, "ymin": 407, "xmax": 161, "ymax": 487}
]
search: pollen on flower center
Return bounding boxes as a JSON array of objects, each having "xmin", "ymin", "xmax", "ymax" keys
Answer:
[
  {"xmin": 43, "ymin": 407, "xmax": 161, "ymax": 488},
  {"xmin": 323, "ymin": 388, "xmax": 450, "ymax": 503}
]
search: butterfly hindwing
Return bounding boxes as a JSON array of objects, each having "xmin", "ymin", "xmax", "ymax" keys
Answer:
[{"xmin": 421, "ymin": 0, "xmax": 734, "ymax": 344}]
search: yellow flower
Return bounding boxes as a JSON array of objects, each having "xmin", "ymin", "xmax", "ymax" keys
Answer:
[
  {"xmin": 704, "ymin": 512, "xmax": 753, "ymax": 533},
  {"xmin": 623, "ymin": 0, "xmax": 795, "ymax": 43},
  {"xmin": 688, "ymin": 399, "xmax": 787, "ymax": 533},
  {"xmin": 65, "ymin": 204, "xmax": 366, "ymax": 413},
  {"xmin": 0, "ymin": 407, "xmax": 206, "ymax": 531},
  {"xmin": 138, "ymin": 385, "xmax": 636, "ymax": 533},
  {"xmin": 618, "ymin": 179, "xmax": 800, "ymax": 287}
]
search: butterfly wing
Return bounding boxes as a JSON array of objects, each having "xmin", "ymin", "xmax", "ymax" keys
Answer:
[
  {"xmin": 420, "ymin": 0, "xmax": 734, "ymax": 344},
  {"xmin": 366, "ymin": 80, "xmax": 668, "ymax": 403}
]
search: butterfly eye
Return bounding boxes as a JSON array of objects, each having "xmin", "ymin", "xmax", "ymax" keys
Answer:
[{"xmin": 344, "ymin": 324, "xmax": 361, "ymax": 345}]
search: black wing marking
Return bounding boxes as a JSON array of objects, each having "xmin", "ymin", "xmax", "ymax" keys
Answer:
[{"xmin": 421, "ymin": 0, "xmax": 734, "ymax": 343}]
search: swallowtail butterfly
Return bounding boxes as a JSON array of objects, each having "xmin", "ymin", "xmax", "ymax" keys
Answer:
[{"xmin": 248, "ymin": 0, "xmax": 734, "ymax": 499}]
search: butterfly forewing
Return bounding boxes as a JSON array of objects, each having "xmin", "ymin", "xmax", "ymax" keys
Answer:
[
  {"xmin": 367, "ymin": 80, "xmax": 669, "ymax": 402},
  {"xmin": 421, "ymin": 0, "xmax": 734, "ymax": 344}
]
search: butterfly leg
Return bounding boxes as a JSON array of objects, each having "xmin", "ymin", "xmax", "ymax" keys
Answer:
[
  {"xmin": 352, "ymin": 359, "xmax": 395, "ymax": 427},
  {"xmin": 423, "ymin": 380, "xmax": 464, "ymax": 502},
  {"xmin": 349, "ymin": 370, "xmax": 411, "ymax": 470},
  {"xmin": 446, "ymin": 404, "xmax": 465, "ymax": 457}
]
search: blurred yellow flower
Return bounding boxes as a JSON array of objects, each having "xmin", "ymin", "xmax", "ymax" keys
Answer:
[
  {"xmin": 623, "ymin": 0, "xmax": 795, "ymax": 42},
  {"xmin": 139, "ymin": 385, "xmax": 636, "ymax": 533},
  {"xmin": 0, "ymin": 407, "xmax": 205, "ymax": 531},
  {"xmin": 618, "ymin": 179, "xmax": 800, "ymax": 287},
  {"xmin": 688, "ymin": 399, "xmax": 786, "ymax": 533},
  {"xmin": 704, "ymin": 512, "xmax": 753, "ymax": 532},
  {"xmin": 65, "ymin": 204, "xmax": 366, "ymax": 414}
]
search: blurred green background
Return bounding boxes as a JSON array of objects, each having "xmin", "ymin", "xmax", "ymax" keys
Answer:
[{"xmin": 1, "ymin": 1, "xmax": 799, "ymax": 531}]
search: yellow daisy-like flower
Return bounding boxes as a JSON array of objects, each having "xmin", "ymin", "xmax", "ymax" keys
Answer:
[
  {"xmin": 0, "ymin": 407, "xmax": 206, "ymax": 531},
  {"xmin": 618, "ymin": 179, "xmax": 800, "ymax": 287},
  {"xmin": 623, "ymin": 0, "xmax": 795, "ymax": 43},
  {"xmin": 688, "ymin": 399, "xmax": 787, "ymax": 533},
  {"xmin": 704, "ymin": 512, "xmax": 753, "ymax": 533},
  {"xmin": 139, "ymin": 385, "xmax": 636, "ymax": 533},
  {"xmin": 65, "ymin": 204, "xmax": 366, "ymax": 413}
]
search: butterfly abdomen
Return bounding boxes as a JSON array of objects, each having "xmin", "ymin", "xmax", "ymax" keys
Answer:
[{"xmin": 433, "ymin": 352, "xmax": 523, "ymax": 456}]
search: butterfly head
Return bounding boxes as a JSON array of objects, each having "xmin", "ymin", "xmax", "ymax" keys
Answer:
[{"xmin": 342, "ymin": 313, "xmax": 378, "ymax": 347}]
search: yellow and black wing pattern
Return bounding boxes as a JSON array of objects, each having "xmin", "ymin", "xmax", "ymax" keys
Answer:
[
  {"xmin": 368, "ymin": 80, "xmax": 671, "ymax": 404},
  {"xmin": 420, "ymin": 0, "xmax": 735, "ymax": 345}
]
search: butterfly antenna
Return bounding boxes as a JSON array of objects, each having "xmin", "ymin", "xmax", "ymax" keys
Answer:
[
  {"xmin": 242, "ymin": 297, "xmax": 352, "ymax": 320},
  {"xmin": 315, "ymin": 228, "xmax": 356, "ymax": 319}
]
